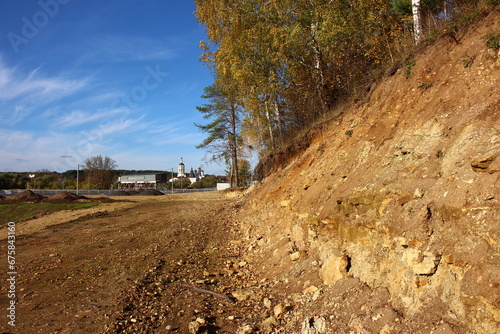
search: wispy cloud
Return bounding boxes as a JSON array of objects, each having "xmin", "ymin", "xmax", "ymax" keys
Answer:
[
  {"xmin": 55, "ymin": 108, "xmax": 129, "ymax": 128},
  {"xmin": 0, "ymin": 129, "xmax": 80, "ymax": 171},
  {"xmin": 163, "ymin": 81, "xmax": 198, "ymax": 98},
  {"xmin": 99, "ymin": 117, "xmax": 147, "ymax": 136},
  {"xmin": 0, "ymin": 62, "xmax": 88, "ymax": 101},
  {"xmin": 142, "ymin": 120, "xmax": 204, "ymax": 146},
  {"xmin": 0, "ymin": 58, "xmax": 90, "ymax": 125},
  {"xmin": 81, "ymin": 35, "xmax": 177, "ymax": 63}
]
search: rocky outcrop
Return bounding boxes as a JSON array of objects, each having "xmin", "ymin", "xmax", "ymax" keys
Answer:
[{"xmin": 239, "ymin": 8, "xmax": 500, "ymax": 333}]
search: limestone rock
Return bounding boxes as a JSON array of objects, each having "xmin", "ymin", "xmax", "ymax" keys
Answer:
[
  {"xmin": 281, "ymin": 200, "xmax": 290, "ymax": 207},
  {"xmin": 471, "ymin": 155, "xmax": 499, "ymax": 173},
  {"xmin": 402, "ymin": 248, "xmax": 440, "ymax": 275},
  {"xmin": 236, "ymin": 324, "xmax": 254, "ymax": 334},
  {"xmin": 232, "ymin": 289, "xmax": 258, "ymax": 302},
  {"xmin": 301, "ymin": 316, "xmax": 327, "ymax": 334},
  {"xmin": 261, "ymin": 316, "xmax": 279, "ymax": 331},
  {"xmin": 188, "ymin": 320, "xmax": 201, "ymax": 334},
  {"xmin": 274, "ymin": 303, "xmax": 284, "ymax": 317},
  {"xmin": 319, "ymin": 255, "xmax": 349, "ymax": 285},
  {"xmin": 303, "ymin": 285, "xmax": 319, "ymax": 294}
]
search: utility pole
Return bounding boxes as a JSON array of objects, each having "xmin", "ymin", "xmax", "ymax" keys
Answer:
[
  {"xmin": 171, "ymin": 168, "xmax": 174, "ymax": 194},
  {"xmin": 76, "ymin": 164, "xmax": 79, "ymax": 195}
]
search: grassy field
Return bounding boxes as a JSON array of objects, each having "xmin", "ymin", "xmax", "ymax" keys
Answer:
[{"xmin": 0, "ymin": 202, "xmax": 99, "ymax": 224}]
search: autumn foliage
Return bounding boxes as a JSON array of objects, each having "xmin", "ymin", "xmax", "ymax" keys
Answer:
[{"xmin": 195, "ymin": 0, "xmax": 493, "ymax": 158}]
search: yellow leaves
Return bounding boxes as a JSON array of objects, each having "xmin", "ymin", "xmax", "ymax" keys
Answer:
[
  {"xmin": 199, "ymin": 40, "xmax": 209, "ymax": 51},
  {"xmin": 195, "ymin": 0, "xmax": 420, "ymax": 154}
]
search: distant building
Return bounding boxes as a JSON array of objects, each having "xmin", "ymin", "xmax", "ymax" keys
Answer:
[
  {"xmin": 217, "ymin": 183, "xmax": 230, "ymax": 191},
  {"xmin": 118, "ymin": 173, "xmax": 167, "ymax": 190},
  {"xmin": 175, "ymin": 158, "xmax": 205, "ymax": 184},
  {"xmin": 177, "ymin": 157, "xmax": 186, "ymax": 178},
  {"xmin": 118, "ymin": 158, "xmax": 206, "ymax": 189}
]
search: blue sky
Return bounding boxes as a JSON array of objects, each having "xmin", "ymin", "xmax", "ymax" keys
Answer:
[{"xmin": 0, "ymin": 0, "xmax": 225, "ymax": 174}]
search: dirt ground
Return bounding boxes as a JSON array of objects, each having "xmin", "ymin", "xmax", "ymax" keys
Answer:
[
  {"xmin": 0, "ymin": 192, "xmax": 261, "ymax": 334},
  {"xmin": 1, "ymin": 190, "xmax": 472, "ymax": 334}
]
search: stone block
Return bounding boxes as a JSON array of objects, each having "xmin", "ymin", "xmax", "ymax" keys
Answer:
[{"xmin": 319, "ymin": 255, "xmax": 349, "ymax": 285}]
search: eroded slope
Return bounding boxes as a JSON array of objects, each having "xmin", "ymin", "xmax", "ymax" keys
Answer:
[{"xmin": 238, "ymin": 8, "xmax": 500, "ymax": 333}]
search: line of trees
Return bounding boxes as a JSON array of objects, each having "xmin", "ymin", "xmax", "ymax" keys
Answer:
[
  {"xmin": 0, "ymin": 155, "xmax": 247, "ymax": 190},
  {"xmin": 0, "ymin": 155, "xmax": 119, "ymax": 190},
  {"xmin": 193, "ymin": 0, "xmax": 492, "ymax": 186},
  {"xmin": 0, "ymin": 170, "xmax": 83, "ymax": 190}
]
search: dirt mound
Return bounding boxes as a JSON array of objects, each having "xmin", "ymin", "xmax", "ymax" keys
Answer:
[
  {"xmin": 45, "ymin": 191, "xmax": 88, "ymax": 203},
  {"xmin": 127, "ymin": 190, "xmax": 140, "ymax": 195},
  {"xmin": 110, "ymin": 191, "xmax": 131, "ymax": 196},
  {"xmin": 92, "ymin": 196, "xmax": 122, "ymax": 203},
  {"xmin": 11, "ymin": 190, "xmax": 46, "ymax": 203},
  {"xmin": 137, "ymin": 190, "xmax": 164, "ymax": 196},
  {"xmin": 111, "ymin": 190, "xmax": 164, "ymax": 196}
]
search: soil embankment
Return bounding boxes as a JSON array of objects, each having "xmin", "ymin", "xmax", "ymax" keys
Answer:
[{"xmin": 237, "ymin": 8, "xmax": 500, "ymax": 333}]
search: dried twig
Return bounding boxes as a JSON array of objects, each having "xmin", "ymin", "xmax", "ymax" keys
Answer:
[{"xmin": 182, "ymin": 284, "xmax": 234, "ymax": 303}]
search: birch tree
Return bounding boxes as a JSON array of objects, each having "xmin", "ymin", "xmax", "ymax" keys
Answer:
[
  {"xmin": 412, "ymin": 0, "xmax": 423, "ymax": 44},
  {"xmin": 195, "ymin": 0, "xmax": 424, "ymax": 156}
]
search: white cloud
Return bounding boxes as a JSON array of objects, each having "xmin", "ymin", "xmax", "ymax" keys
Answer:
[
  {"xmin": 99, "ymin": 117, "xmax": 147, "ymax": 136},
  {"xmin": 0, "ymin": 59, "xmax": 90, "ymax": 125},
  {"xmin": 55, "ymin": 108, "xmax": 129, "ymax": 128},
  {"xmin": 0, "ymin": 129, "xmax": 80, "ymax": 172},
  {"xmin": 0, "ymin": 62, "xmax": 88, "ymax": 101},
  {"xmin": 81, "ymin": 35, "xmax": 177, "ymax": 63}
]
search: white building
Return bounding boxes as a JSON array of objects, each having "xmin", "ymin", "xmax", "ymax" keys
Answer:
[
  {"xmin": 172, "ymin": 158, "xmax": 205, "ymax": 183},
  {"xmin": 177, "ymin": 157, "xmax": 186, "ymax": 177}
]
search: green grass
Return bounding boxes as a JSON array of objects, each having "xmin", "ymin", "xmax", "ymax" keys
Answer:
[
  {"xmin": 484, "ymin": 33, "xmax": 500, "ymax": 50},
  {"xmin": 0, "ymin": 202, "xmax": 98, "ymax": 225}
]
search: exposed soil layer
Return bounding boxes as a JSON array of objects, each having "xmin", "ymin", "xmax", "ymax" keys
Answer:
[
  {"xmin": 239, "ymin": 7, "xmax": 500, "ymax": 334},
  {"xmin": 0, "ymin": 192, "xmax": 451, "ymax": 334}
]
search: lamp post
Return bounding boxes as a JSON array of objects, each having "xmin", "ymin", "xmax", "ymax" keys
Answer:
[
  {"xmin": 29, "ymin": 174, "xmax": 35, "ymax": 189},
  {"xmin": 76, "ymin": 164, "xmax": 79, "ymax": 195}
]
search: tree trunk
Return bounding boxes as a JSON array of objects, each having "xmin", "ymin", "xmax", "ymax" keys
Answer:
[
  {"xmin": 264, "ymin": 100, "xmax": 276, "ymax": 150},
  {"xmin": 273, "ymin": 97, "xmax": 284, "ymax": 147},
  {"xmin": 310, "ymin": 21, "xmax": 329, "ymax": 115},
  {"xmin": 412, "ymin": 0, "xmax": 423, "ymax": 44},
  {"xmin": 230, "ymin": 102, "xmax": 239, "ymax": 188}
]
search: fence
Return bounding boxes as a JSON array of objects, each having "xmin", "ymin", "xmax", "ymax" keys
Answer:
[{"xmin": 0, "ymin": 188, "xmax": 217, "ymax": 197}]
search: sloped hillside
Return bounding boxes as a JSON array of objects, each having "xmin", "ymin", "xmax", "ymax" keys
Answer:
[{"xmin": 237, "ymin": 8, "xmax": 499, "ymax": 333}]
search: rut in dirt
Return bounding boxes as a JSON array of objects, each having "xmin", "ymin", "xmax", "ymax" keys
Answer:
[{"xmin": 101, "ymin": 196, "xmax": 251, "ymax": 334}]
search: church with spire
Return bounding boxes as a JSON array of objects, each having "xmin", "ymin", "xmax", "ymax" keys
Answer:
[
  {"xmin": 177, "ymin": 157, "xmax": 205, "ymax": 182},
  {"xmin": 177, "ymin": 157, "xmax": 186, "ymax": 177}
]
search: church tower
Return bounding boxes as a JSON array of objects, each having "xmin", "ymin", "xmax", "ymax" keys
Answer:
[{"xmin": 177, "ymin": 157, "xmax": 185, "ymax": 177}]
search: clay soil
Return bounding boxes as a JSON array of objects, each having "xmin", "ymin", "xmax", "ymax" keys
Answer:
[
  {"xmin": 0, "ymin": 191, "xmax": 468, "ymax": 334},
  {"xmin": 0, "ymin": 192, "xmax": 265, "ymax": 334}
]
